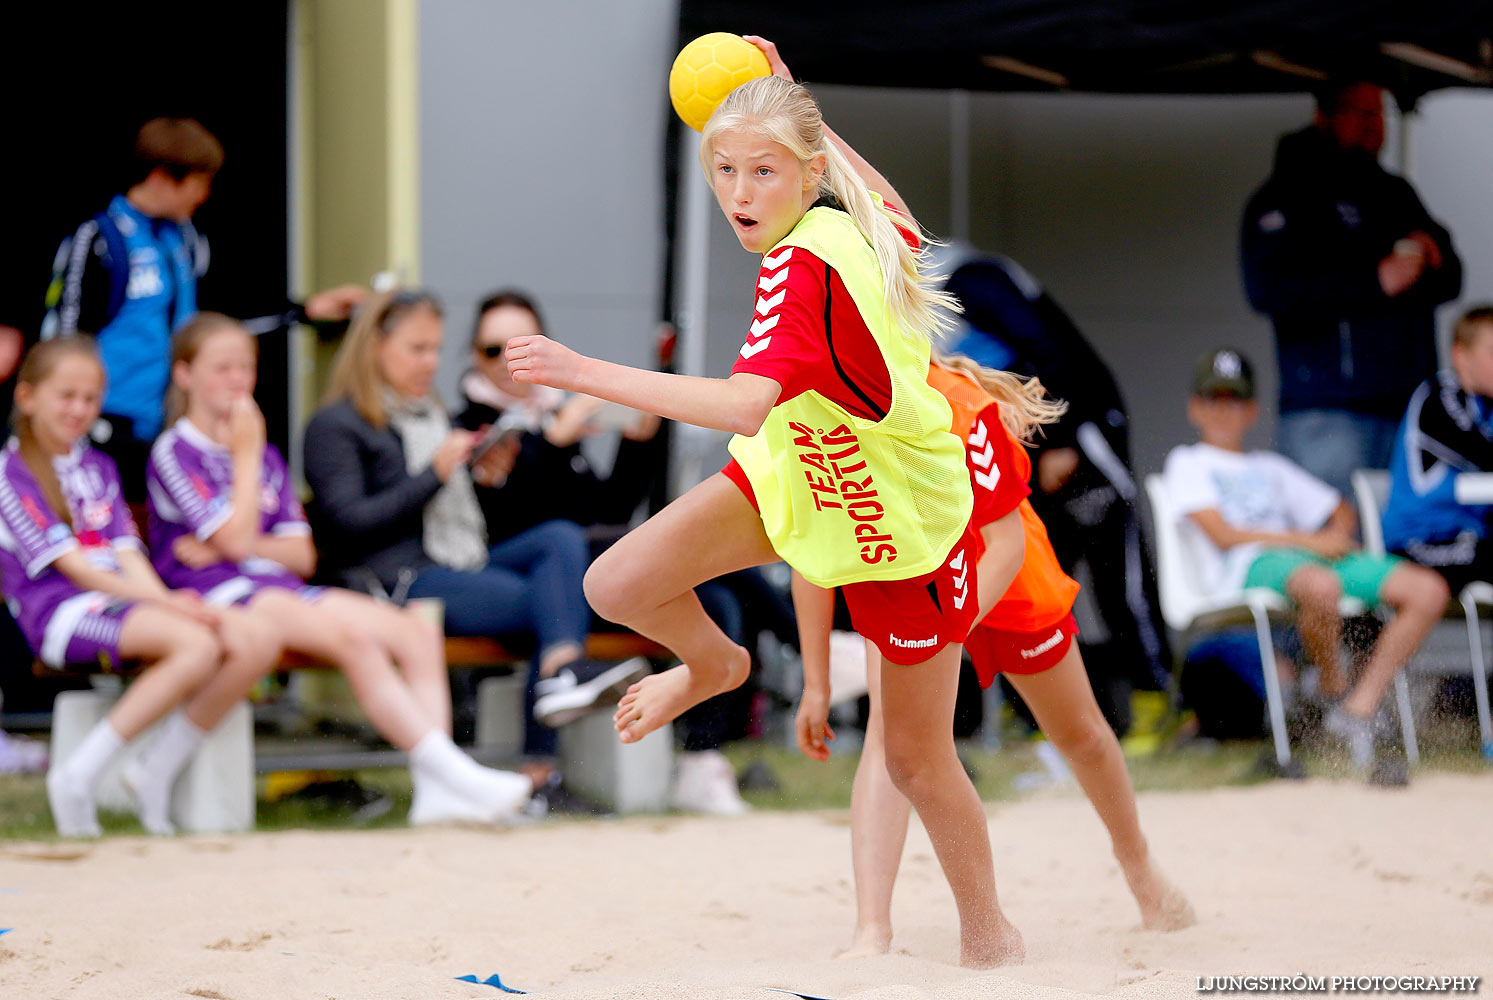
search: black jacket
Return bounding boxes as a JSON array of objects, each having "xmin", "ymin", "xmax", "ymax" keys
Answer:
[
  {"xmin": 455, "ymin": 393, "xmax": 662, "ymax": 545},
  {"xmin": 302, "ymin": 398, "xmax": 442, "ymax": 591},
  {"xmin": 1241, "ymin": 127, "xmax": 1461, "ymax": 418}
]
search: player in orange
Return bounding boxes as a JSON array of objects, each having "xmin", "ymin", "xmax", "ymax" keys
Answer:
[{"xmin": 794, "ymin": 354, "xmax": 1196, "ymax": 956}]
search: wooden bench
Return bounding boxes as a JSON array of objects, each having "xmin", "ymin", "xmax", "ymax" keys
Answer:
[{"xmin": 39, "ymin": 629, "xmax": 675, "ymax": 831}]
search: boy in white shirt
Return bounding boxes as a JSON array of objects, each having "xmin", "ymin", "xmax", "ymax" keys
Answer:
[{"xmin": 1163, "ymin": 348, "xmax": 1448, "ymax": 778}]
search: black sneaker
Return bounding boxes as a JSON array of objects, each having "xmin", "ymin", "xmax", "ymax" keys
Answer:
[
  {"xmin": 533, "ymin": 657, "xmax": 650, "ymax": 727},
  {"xmin": 1368, "ymin": 756, "xmax": 1410, "ymax": 788}
]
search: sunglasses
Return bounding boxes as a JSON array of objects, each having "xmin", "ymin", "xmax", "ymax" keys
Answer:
[{"xmin": 478, "ymin": 343, "xmax": 504, "ymax": 359}]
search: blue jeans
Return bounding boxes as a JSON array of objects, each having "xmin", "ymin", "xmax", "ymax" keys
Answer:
[
  {"xmin": 1276, "ymin": 409, "xmax": 1399, "ymax": 500},
  {"xmin": 408, "ymin": 519, "xmax": 589, "ymax": 756}
]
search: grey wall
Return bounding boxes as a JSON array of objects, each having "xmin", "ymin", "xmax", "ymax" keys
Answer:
[
  {"xmin": 415, "ymin": 4, "xmax": 1493, "ymax": 488},
  {"xmin": 689, "ymin": 84, "xmax": 1493, "ymax": 485},
  {"xmin": 418, "ymin": 0, "xmax": 677, "ymax": 404}
]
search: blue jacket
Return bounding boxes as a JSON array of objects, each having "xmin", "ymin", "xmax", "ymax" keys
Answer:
[
  {"xmin": 43, "ymin": 195, "xmax": 204, "ymax": 439},
  {"xmin": 1382, "ymin": 370, "xmax": 1493, "ymax": 552},
  {"xmin": 1241, "ymin": 128, "xmax": 1461, "ymax": 419}
]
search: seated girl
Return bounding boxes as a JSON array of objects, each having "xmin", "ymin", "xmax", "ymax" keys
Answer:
[
  {"xmin": 147, "ymin": 313, "xmax": 532, "ymax": 824},
  {"xmin": 1, "ymin": 337, "xmax": 272, "ymax": 837}
]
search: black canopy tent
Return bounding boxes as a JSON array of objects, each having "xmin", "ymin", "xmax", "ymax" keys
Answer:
[
  {"xmin": 661, "ymin": 0, "xmax": 1493, "ymax": 357},
  {"xmin": 677, "ymin": 1, "xmax": 1493, "ymax": 108},
  {"xmin": 656, "ymin": 1, "xmax": 1493, "ymax": 495}
]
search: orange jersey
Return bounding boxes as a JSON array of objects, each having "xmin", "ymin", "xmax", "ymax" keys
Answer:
[{"xmin": 927, "ymin": 365, "xmax": 1080, "ymax": 632}]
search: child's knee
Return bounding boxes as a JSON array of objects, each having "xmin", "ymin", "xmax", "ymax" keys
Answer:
[
  {"xmin": 1399, "ymin": 566, "xmax": 1451, "ymax": 615},
  {"xmin": 1049, "ymin": 717, "xmax": 1114, "ymax": 768},
  {"xmin": 882, "ymin": 738, "xmax": 939, "ymax": 801},
  {"xmin": 1288, "ymin": 566, "xmax": 1339, "ymax": 608},
  {"xmin": 174, "ymin": 624, "xmax": 224, "ymax": 683},
  {"xmin": 583, "ymin": 556, "xmax": 634, "ymax": 623}
]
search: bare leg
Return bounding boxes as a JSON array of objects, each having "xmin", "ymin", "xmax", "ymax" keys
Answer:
[
  {"xmin": 1341, "ymin": 565, "xmax": 1449, "ymax": 718},
  {"xmin": 323, "ymin": 592, "xmax": 453, "ymax": 736},
  {"xmin": 880, "ymin": 643, "xmax": 1022, "ymax": 969},
  {"xmin": 1286, "ymin": 566, "xmax": 1347, "ymax": 698},
  {"xmin": 1008, "ymin": 645, "xmax": 1195, "ymax": 930},
  {"xmin": 594, "ymin": 475, "xmax": 777, "ymax": 743},
  {"xmin": 178, "ymin": 607, "xmax": 283, "ymax": 730},
  {"xmin": 107, "ymin": 608, "xmax": 223, "ymax": 739},
  {"xmin": 244, "ymin": 590, "xmax": 433, "ymax": 750},
  {"xmin": 49, "ymin": 606, "xmax": 222, "ymax": 837},
  {"xmin": 845, "ymin": 637, "xmax": 910, "ymax": 957}
]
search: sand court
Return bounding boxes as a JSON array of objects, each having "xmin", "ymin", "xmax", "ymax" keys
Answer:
[{"xmin": 1, "ymin": 772, "xmax": 1489, "ymax": 999}]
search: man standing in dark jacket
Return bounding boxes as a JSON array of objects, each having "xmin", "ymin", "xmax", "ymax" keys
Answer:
[{"xmin": 1241, "ymin": 81, "xmax": 1461, "ymax": 498}]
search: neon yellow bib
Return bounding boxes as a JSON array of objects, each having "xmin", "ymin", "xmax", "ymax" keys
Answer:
[{"xmin": 728, "ymin": 204, "xmax": 973, "ymax": 588}]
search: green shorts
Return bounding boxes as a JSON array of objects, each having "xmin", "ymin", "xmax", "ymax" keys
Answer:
[{"xmin": 1243, "ymin": 548, "xmax": 1404, "ymax": 606}]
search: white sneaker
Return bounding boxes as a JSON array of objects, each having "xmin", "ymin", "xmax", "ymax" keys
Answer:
[
  {"xmin": 46, "ymin": 765, "xmax": 102, "ymax": 838},
  {"xmin": 670, "ymin": 750, "xmax": 750, "ymax": 817},
  {"xmin": 408, "ymin": 769, "xmax": 532, "ymax": 826}
]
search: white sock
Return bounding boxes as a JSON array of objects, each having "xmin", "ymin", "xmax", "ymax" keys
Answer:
[
  {"xmin": 64, "ymin": 721, "xmax": 126, "ymax": 788},
  {"xmin": 47, "ymin": 721, "xmax": 124, "ymax": 838},
  {"xmin": 408, "ymin": 731, "xmax": 531, "ymax": 820},
  {"xmin": 125, "ymin": 712, "xmax": 206, "ymax": 835}
]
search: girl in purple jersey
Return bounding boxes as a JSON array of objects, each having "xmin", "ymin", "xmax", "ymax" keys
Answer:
[
  {"xmin": 148, "ymin": 314, "xmax": 532, "ymax": 825},
  {"xmin": 0, "ymin": 337, "xmax": 274, "ymax": 837}
]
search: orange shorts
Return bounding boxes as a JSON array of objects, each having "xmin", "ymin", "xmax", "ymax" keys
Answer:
[{"xmin": 964, "ymin": 614, "xmax": 1078, "ymax": 688}]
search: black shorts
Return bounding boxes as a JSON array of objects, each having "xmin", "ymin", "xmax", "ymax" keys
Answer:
[{"xmin": 1393, "ymin": 532, "xmax": 1493, "ymax": 594}]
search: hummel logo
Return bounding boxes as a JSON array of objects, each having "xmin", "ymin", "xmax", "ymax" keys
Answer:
[
  {"xmin": 1020, "ymin": 628, "xmax": 1065, "ymax": 659},
  {"xmin": 755, "ymin": 290, "xmax": 786, "ymax": 316},
  {"xmin": 969, "ymin": 420, "xmax": 998, "ymax": 490},
  {"xmin": 749, "ymin": 314, "xmax": 780, "ymax": 338},
  {"xmin": 739, "ymin": 338, "xmax": 772, "ymax": 359},
  {"xmin": 950, "ymin": 548, "xmax": 969, "ymax": 609},
  {"xmin": 762, "ymin": 247, "xmax": 794, "ymax": 271},
  {"xmin": 890, "ymin": 633, "xmax": 938, "ymax": 649},
  {"xmin": 758, "ymin": 268, "xmax": 790, "ymax": 293}
]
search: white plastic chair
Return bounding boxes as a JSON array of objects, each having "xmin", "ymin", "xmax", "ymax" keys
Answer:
[
  {"xmin": 1352, "ymin": 469, "xmax": 1493, "ymax": 757},
  {"xmin": 1146, "ymin": 475, "xmax": 1414, "ymax": 768}
]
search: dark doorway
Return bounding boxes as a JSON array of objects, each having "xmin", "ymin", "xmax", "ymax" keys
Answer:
[{"xmin": 1, "ymin": 2, "xmax": 293, "ymax": 451}]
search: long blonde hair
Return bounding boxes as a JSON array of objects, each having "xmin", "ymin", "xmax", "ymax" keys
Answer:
[
  {"xmin": 700, "ymin": 75, "xmax": 959, "ymax": 343},
  {"xmin": 934, "ymin": 352, "xmax": 1067, "ymax": 443},
  {"xmin": 11, "ymin": 337, "xmax": 105, "ymax": 529},
  {"xmin": 164, "ymin": 311, "xmax": 253, "ymax": 427},
  {"xmin": 323, "ymin": 289, "xmax": 443, "ymax": 429}
]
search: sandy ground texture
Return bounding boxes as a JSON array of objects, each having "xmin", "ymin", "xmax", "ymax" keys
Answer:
[{"xmin": 1, "ymin": 772, "xmax": 1490, "ymax": 1000}]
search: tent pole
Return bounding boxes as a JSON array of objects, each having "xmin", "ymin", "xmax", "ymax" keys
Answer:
[{"xmin": 950, "ymin": 89, "xmax": 971, "ymax": 242}]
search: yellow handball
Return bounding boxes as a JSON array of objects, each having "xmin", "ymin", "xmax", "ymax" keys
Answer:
[{"xmin": 669, "ymin": 32, "xmax": 772, "ymax": 132}]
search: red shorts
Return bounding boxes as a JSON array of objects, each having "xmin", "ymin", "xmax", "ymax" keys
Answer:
[
  {"xmin": 964, "ymin": 614, "xmax": 1078, "ymax": 688},
  {"xmin": 844, "ymin": 520, "xmax": 983, "ymax": 665},
  {"xmin": 723, "ymin": 460, "xmax": 981, "ymax": 666}
]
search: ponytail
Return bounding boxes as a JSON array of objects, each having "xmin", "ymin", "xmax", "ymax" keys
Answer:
[
  {"xmin": 701, "ymin": 75, "xmax": 960, "ymax": 344},
  {"xmin": 934, "ymin": 352, "xmax": 1067, "ymax": 444},
  {"xmin": 11, "ymin": 337, "xmax": 105, "ymax": 528}
]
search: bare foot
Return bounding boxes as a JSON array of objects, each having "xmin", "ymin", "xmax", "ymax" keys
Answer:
[
  {"xmin": 614, "ymin": 649, "xmax": 748, "ymax": 744},
  {"xmin": 836, "ymin": 923, "xmax": 892, "ymax": 958},
  {"xmin": 961, "ymin": 914, "xmax": 1024, "ymax": 969},
  {"xmin": 1121, "ymin": 856, "xmax": 1197, "ymax": 931}
]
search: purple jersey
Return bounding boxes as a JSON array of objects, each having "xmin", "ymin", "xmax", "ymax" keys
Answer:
[
  {"xmin": 146, "ymin": 419, "xmax": 311, "ymax": 603},
  {"xmin": 0, "ymin": 437, "xmax": 143, "ymax": 660}
]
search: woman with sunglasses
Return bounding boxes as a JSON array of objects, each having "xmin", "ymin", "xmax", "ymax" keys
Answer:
[{"xmin": 303, "ymin": 289, "xmax": 648, "ymax": 774}]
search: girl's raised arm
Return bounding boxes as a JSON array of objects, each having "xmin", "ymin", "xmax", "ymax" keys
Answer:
[
  {"xmin": 506, "ymin": 335, "xmax": 781, "ymax": 436},
  {"xmin": 744, "ymin": 35, "xmax": 913, "ymax": 221}
]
